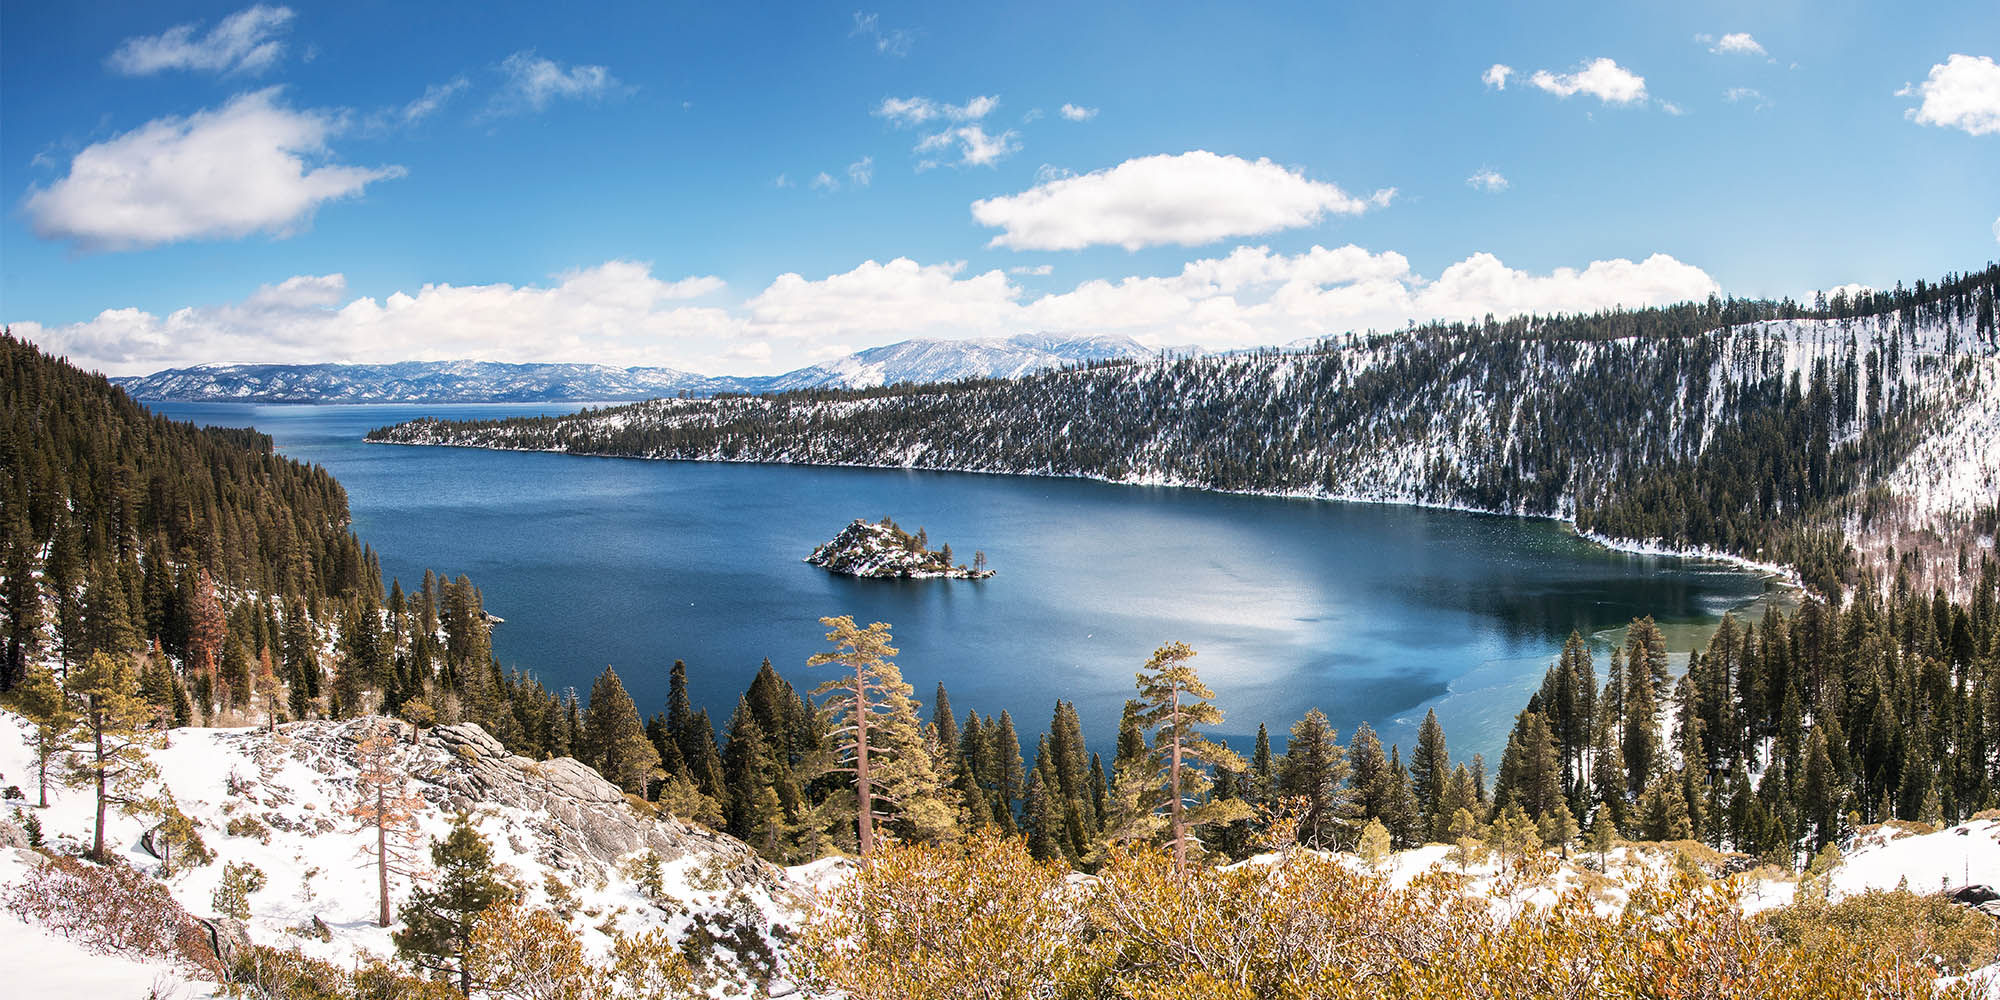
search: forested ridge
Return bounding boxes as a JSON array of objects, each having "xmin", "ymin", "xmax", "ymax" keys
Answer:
[{"xmin": 373, "ymin": 264, "xmax": 2000, "ymax": 601}]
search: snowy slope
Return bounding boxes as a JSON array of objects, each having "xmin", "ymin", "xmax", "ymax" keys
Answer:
[{"xmin": 0, "ymin": 712, "xmax": 807, "ymax": 996}]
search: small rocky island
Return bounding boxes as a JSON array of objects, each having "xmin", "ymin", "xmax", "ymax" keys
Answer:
[{"xmin": 806, "ymin": 517, "xmax": 994, "ymax": 579}]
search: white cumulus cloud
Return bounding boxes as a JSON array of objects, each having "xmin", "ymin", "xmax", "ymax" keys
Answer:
[
  {"xmin": 1483, "ymin": 64, "xmax": 1513, "ymax": 90},
  {"xmin": 971, "ymin": 151, "xmax": 1393, "ymax": 252},
  {"xmin": 1466, "ymin": 168, "xmax": 1509, "ymax": 192},
  {"xmin": 12, "ymin": 248, "xmax": 1718, "ymax": 376},
  {"xmin": 21, "ymin": 88, "xmax": 404, "ymax": 252},
  {"xmin": 107, "ymin": 4, "xmax": 294, "ymax": 76},
  {"xmin": 1899, "ymin": 54, "xmax": 2000, "ymax": 136},
  {"xmin": 847, "ymin": 156, "xmax": 873, "ymax": 187},
  {"xmin": 1528, "ymin": 58, "xmax": 1648, "ymax": 105},
  {"xmin": 1059, "ymin": 103, "xmax": 1098, "ymax": 121}
]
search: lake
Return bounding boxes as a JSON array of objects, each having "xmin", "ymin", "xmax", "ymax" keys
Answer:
[{"xmin": 155, "ymin": 401, "xmax": 1784, "ymax": 765}]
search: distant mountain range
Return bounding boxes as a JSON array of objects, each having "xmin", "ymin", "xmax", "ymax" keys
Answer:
[{"xmin": 110, "ymin": 333, "xmax": 1160, "ymax": 403}]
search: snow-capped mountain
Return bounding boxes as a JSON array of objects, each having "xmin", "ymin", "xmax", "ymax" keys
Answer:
[{"xmin": 109, "ymin": 334, "xmax": 1160, "ymax": 403}]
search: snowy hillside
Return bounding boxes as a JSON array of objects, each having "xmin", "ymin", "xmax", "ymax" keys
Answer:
[
  {"xmin": 759, "ymin": 333, "xmax": 1156, "ymax": 391},
  {"xmin": 110, "ymin": 333, "xmax": 1157, "ymax": 403},
  {"xmin": 0, "ymin": 712, "xmax": 806, "ymax": 997},
  {"xmin": 371, "ymin": 306, "xmax": 1999, "ymax": 595}
]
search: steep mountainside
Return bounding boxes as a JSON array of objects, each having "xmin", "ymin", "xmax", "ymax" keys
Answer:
[
  {"xmin": 109, "ymin": 333, "xmax": 1159, "ymax": 403},
  {"xmin": 368, "ymin": 268, "xmax": 2000, "ymax": 599}
]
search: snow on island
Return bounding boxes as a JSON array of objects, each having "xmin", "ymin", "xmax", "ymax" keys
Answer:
[{"xmin": 805, "ymin": 517, "xmax": 994, "ymax": 579}]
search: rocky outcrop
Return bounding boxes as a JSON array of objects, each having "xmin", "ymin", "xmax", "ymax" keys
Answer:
[
  {"xmin": 424, "ymin": 722, "xmax": 775, "ymax": 888},
  {"xmin": 806, "ymin": 518, "xmax": 993, "ymax": 579},
  {"xmin": 219, "ymin": 718, "xmax": 779, "ymax": 894}
]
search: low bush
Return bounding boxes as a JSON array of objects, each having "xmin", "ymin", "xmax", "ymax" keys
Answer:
[
  {"xmin": 1759, "ymin": 887, "xmax": 2000, "ymax": 975},
  {"xmin": 3, "ymin": 856, "xmax": 224, "ymax": 980}
]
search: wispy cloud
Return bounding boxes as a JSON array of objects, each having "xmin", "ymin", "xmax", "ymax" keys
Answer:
[
  {"xmin": 847, "ymin": 156, "xmax": 873, "ymax": 187},
  {"xmin": 398, "ymin": 77, "xmax": 469, "ymax": 125},
  {"xmin": 850, "ymin": 11, "xmax": 914, "ymax": 56},
  {"xmin": 488, "ymin": 51, "xmax": 625, "ymax": 117},
  {"xmin": 1723, "ymin": 87, "xmax": 1771, "ymax": 110},
  {"xmin": 879, "ymin": 95, "xmax": 1019, "ymax": 168},
  {"xmin": 1482, "ymin": 64, "xmax": 1513, "ymax": 90},
  {"xmin": 107, "ymin": 4, "xmax": 295, "ymax": 76},
  {"xmin": 1059, "ymin": 103, "xmax": 1098, "ymax": 121},
  {"xmin": 1696, "ymin": 32, "xmax": 1770, "ymax": 58},
  {"xmin": 1466, "ymin": 168, "xmax": 1508, "ymax": 192}
]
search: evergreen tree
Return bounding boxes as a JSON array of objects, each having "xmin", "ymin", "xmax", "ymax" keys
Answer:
[
  {"xmin": 348, "ymin": 720, "xmax": 427, "ymax": 928},
  {"xmin": 394, "ymin": 815, "xmax": 514, "ymax": 996},
  {"xmin": 808, "ymin": 615, "xmax": 954, "ymax": 854},
  {"xmin": 1347, "ymin": 722, "xmax": 1389, "ymax": 823},
  {"xmin": 1134, "ymin": 642, "xmax": 1247, "ymax": 872},
  {"xmin": 1492, "ymin": 709, "xmax": 1563, "ymax": 821},
  {"xmin": 1409, "ymin": 709, "xmax": 1450, "ymax": 842},
  {"xmin": 1621, "ymin": 648, "xmax": 1664, "ymax": 798},
  {"xmin": 1590, "ymin": 695, "xmax": 1631, "ymax": 834},
  {"xmin": 2, "ymin": 662, "xmax": 70, "ymax": 806},
  {"xmin": 1384, "ymin": 746, "xmax": 1421, "ymax": 848},
  {"xmin": 65, "ymin": 651, "xmax": 160, "ymax": 861},
  {"xmin": 1637, "ymin": 770, "xmax": 1693, "ymax": 841},
  {"xmin": 1276, "ymin": 708, "xmax": 1349, "ymax": 849},
  {"xmin": 0, "ymin": 510, "xmax": 42, "ymax": 691},
  {"xmin": 1021, "ymin": 769, "xmax": 1062, "ymax": 862},
  {"xmin": 992, "ymin": 710, "xmax": 1025, "ymax": 828},
  {"xmin": 582, "ymin": 667, "xmax": 664, "ymax": 795}
]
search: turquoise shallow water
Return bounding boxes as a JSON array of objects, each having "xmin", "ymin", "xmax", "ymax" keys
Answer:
[{"xmin": 157, "ymin": 401, "xmax": 1777, "ymax": 763}]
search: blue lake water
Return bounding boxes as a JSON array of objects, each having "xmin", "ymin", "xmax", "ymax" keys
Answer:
[{"xmin": 156, "ymin": 401, "xmax": 1780, "ymax": 764}]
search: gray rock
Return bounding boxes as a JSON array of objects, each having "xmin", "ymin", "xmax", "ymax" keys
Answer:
[
  {"xmin": 196, "ymin": 916, "xmax": 253, "ymax": 967},
  {"xmin": 0, "ymin": 818, "xmax": 27, "ymax": 850}
]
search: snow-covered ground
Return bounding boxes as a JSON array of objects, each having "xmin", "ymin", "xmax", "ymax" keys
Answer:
[
  {"xmin": 7, "ymin": 705, "xmax": 1996, "ymax": 996},
  {"xmin": 0, "ymin": 711, "xmax": 805, "ymax": 997}
]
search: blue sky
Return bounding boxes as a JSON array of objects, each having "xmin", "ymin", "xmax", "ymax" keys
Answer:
[{"xmin": 3, "ymin": 1, "xmax": 1996, "ymax": 375}]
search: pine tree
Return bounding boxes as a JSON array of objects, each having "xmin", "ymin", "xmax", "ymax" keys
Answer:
[
  {"xmin": 1410, "ymin": 709, "xmax": 1450, "ymax": 842},
  {"xmin": 65, "ymin": 651, "xmax": 161, "ymax": 860},
  {"xmin": 1346, "ymin": 722, "xmax": 1389, "ymax": 824},
  {"xmin": 992, "ymin": 710, "xmax": 1025, "ymax": 829},
  {"xmin": 1356, "ymin": 817, "xmax": 1392, "ymax": 868},
  {"xmin": 185, "ymin": 569, "xmax": 227, "ymax": 705},
  {"xmin": 3, "ymin": 663, "xmax": 70, "ymax": 807},
  {"xmin": 349, "ymin": 720, "xmax": 427, "ymax": 927},
  {"xmin": 1800, "ymin": 727, "xmax": 1843, "ymax": 851},
  {"xmin": 0, "ymin": 510, "xmax": 42, "ymax": 691},
  {"xmin": 1134, "ymin": 642, "xmax": 1246, "ymax": 873},
  {"xmin": 1492, "ymin": 709, "xmax": 1562, "ymax": 821},
  {"xmin": 581, "ymin": 667, "xmax": 663, "ymax": 795},
  {"xmin": 1384, "ymin": 746, "xmax": 1421, "ymax": 848},
  {"xmin": 395, "ymin": 815, "xmax": 514, "ymax": 996},
  {"xmin": 1622, "ymin": 649, "xmax": 1663, "ymax": 798},
  {"xmin": 723, "ymin": 697, "xmax": 783, "ymax": 852},
  {"xmin": 1022, "ymin": 747, "xmax": 1064, "ymax": 862},
  {"xmin": 1637, "ymin": 770, "xmax": 1693, "ymax": 841},
  {"xmin": 1540, "ymin": 799, "xmax": 1580, "ymax": 857},
  {"xmin": 1590, "ymin": 696, "xmax": 1631, "ymax": 834},
  {"xmin": 808, "ymin": 615, "xmax": 953, "ymax": 854},
  {"xmin": 1277, "ymin": 709, "xmax": 1349, "ymax": 849}
]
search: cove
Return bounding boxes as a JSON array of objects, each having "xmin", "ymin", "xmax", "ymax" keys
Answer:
[{"xmin": 153, "ymin": 401, "xmax": 1785, "ymax": 764}]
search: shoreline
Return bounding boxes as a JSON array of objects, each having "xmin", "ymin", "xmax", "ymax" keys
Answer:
[{"xmin": 364, "ymin": 435, "xmax": 1809, "ymax": 594}]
